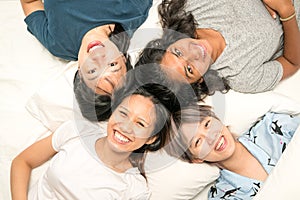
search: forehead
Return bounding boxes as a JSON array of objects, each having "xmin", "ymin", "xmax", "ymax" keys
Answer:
[
  {"xmin": 180, "ymin": 121, "xmax": 201, "ymax": 142},
  {"xmin": 119, "ymin": 95, "xmax": 156, "ymax": 117}
]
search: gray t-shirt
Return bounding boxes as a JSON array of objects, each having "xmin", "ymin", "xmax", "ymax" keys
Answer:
[{"xmin": 186, "ymin": 0, "xmax": 299, "ymax": 93}]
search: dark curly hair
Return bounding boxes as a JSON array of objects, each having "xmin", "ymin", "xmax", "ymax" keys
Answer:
[{"xmin": 135, "ymin": 0, "xmax": 230, "ymax": 101}]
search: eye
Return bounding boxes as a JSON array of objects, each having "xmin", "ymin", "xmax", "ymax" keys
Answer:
[
  {"xmin": 205, "ymin": 119, "xmax": 211, "ymax": 128},
  {"xmin": 137, "ymin": 121, "xmax": 145, "ymax": 127},
  {"xmin": 194, "ymin": 137, "xmax": 202, "ymax": 147},
  {"xmin": 88, "ymin": 68, "xmax": 96, "ymax": 74},
  {"xmin": 174, "ymin": 48, "xmax": 183, "ymax": 57},
  {"xmin": 186, "ymin": 65, "xmax": 193, "ymax": 74},
  {"xmin": 119, "ymin": 110, "xmax": 127, "ymax": 117},
  {"xmin": 109, "ymin": 61, "xmax": 118, "ymax": 67}
]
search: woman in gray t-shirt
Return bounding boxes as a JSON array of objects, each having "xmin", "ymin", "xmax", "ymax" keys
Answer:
[{"xmin": 136, "ymin": 0, "xmax": 300, "ymax": 96}]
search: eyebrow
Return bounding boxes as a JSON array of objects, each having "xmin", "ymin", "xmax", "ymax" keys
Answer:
[
  {"xmin": 96, "ymin": 86, "xmax": 111, "ymax": 96},
  {"xmin": 87, "ymin": 76, "xmax": 98, "ymax": 81},
  {"xmin": 105, "ymin": 77, "xmax": 115, "ymax": 88}
]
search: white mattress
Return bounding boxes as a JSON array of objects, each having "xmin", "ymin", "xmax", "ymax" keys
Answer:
[{"xmin": 1, "ymin": 1, "xmax": 300, "ymax": 200}]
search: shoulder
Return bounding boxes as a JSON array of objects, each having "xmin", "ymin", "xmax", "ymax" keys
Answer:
[{"xmin": 52, "ymin": 121, "xmax": 80, "ymax": 151}]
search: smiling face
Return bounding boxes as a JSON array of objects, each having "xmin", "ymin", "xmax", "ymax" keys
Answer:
[
  {"xmin": 78, "ymin": 25, "xmax": 127, "ymax": 96},
  {"xmin": 160, "ymin": 38, "xmax": 213, "ymax": 83},
  {"xmin": 181, "ymin": 116, "xmax": 236, "ymax": 162},
  {"xmin": 106, "ymin": 94, "xmax": 157, "ymax": 153}
]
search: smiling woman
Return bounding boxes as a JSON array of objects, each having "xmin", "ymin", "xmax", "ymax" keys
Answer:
[
  {"xmin": 20, "ymin": 0, "xmax": 153, "ymax": 121},
  {"xmin": 136, "ymin": 0, "xmax": 300, "ymax": 98},
  {"xmin": 10, "ymin": 79, "xmax": 176, "ymax": 200},
  {"xmin": 166, "ymin": 104, "xmax": 300, "ymax": 199}
]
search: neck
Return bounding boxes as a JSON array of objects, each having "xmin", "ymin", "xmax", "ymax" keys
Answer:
[
  {"xmin": 196, "ymin": 28, "xmax": 225, "ymax": 62},
  {"xmin": 78, "ymin": 24, "xmax": 115, "ymax": 64},
  {"xmin": 83, "ymin": 24, "xmax": 114, "ymax": 42},
  {"xmin": 95, "ymin": 137, "xmax": 132, "ymax": 173}
]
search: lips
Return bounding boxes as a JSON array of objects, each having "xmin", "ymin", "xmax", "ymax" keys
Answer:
[
  {"xmin": 113, "ymin": 130, "xmax": 131, "ymax": 144},
  {"xmin": 194, "ymin": 43, "xmax": 207, "ymax": 60},
  {"xmin": 87, "ymin": 40, "xmax": 105, "ymax": 53},
  {"xmin": 215, "ymin": 136, "xmax": 226, "ymax": 151}
]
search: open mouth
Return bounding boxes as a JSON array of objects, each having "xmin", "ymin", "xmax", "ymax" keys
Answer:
[
  {"xmin": 193, "ymin": 43, "xmax": 207, "ymax": 60},
  {"xmin": 215, "ymin": 135, "xmax": 226, "ymax": 151},
  {"xmin": 113, "ymin": 130, "xmax": 131, "ymax": 144},
  {"xmin": 87, "ymin": 40, "xmax": 105, "ymax": 53}
]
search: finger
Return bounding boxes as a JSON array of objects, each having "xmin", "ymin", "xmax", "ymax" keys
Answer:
[{"xmin": 264, "ymin": 4, "xmax": 277, "ymax": 19}]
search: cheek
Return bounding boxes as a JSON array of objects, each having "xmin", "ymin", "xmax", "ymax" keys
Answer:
[{"xmin": 77, "ymin": 51, "xmax": 87, "ymax": 68}]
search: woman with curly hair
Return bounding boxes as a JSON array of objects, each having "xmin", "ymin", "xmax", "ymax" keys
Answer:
[{"xmin": 136, "ymin": 0, "xmax": 299, "ymax": 97}]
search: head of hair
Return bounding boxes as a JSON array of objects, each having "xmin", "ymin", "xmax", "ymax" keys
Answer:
[
  {"xmin": 135, "ymin": 0, "xmax": 230, "ymax": 101},
  {"xmin": 110, "ymin": 67, "xmax": 195, "ymax": 179},
  {"xmin": 73, "ymin": 70, "xmax": 112, "ymax": 122},
  {"xmin": 165, "ymin": 104, "xmax": 218, "ymax": 163}
]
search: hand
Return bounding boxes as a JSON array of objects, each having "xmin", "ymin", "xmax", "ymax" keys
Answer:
[
  {"xmin": 262, "ymin": 0, "xmax": 295, "ymax": 18},
  {"xmin": 263, "ymin": 3, "xmax": 277, "ymax": 19}
]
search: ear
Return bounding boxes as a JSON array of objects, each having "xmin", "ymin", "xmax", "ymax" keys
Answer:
[
  {"xmin": 121, "ymin": 54, "xmax": 127, "ymax": 62},
  {"xmin": 198, "ymin": 77, "xmax": 204, "ymax": 83},
  {"xmin": 192, "ymin": 158, "xmax": 204, "ymax": 163},
  {"xmin": 145, "ymin": 136, "xmax": 157, "ymax": 145}
]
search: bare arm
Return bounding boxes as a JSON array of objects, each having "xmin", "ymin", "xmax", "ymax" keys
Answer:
[
  {"xmin": 263, "ymin": 0, "xmax": 300, "ymax": 79},
  {"xmin": 10, "ymin": 134, "xmax": 57, "ymax": 200},
  {"xmin": 20, "ymin": 0, "xmax": 44, "ymax": 16}
]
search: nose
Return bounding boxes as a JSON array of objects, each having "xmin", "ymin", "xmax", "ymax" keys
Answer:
[
  {"xmin": 204, "ymin": 133, "xmax": 217, "ymax": 145},
  {"xmin": 187, "ymin": 43, "xmax": 201, "ymax": 61},
  {"xmin": 120, "ymin": 120, "xmax": 134, "ymax": 134}
]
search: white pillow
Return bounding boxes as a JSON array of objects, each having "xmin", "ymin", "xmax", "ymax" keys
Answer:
[
  {"xmin": 253, "ymin": 125, "xmax": 300, "ymax": 200},
  {"xmin": 26, "ymin": 61, "xmax": 78, "ymax": 132},
  {"xmin": 145, "ymin": 150, "xmax": 219, "ymax": 200},
  {"xmin": 204, "ymin": 90, "xmax": 300, "ymax": 135}
]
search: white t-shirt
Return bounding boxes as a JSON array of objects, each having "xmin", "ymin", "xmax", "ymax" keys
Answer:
[{"xmin": 28, "ymin": 120, "xmax": 151, "ymax": 200}]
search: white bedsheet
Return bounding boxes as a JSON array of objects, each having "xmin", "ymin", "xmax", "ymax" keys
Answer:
[
  {"xmin": 1, "ymin": 1, "xmax": 300, "ymax": 200},
  {"xmin": 0, "ymin": 2, "xmax": 66, "ymax": 200}
]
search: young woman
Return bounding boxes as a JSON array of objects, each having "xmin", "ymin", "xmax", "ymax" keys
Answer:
[
  {"xmin": 166, "ymin": 105, "xmax": 300, "ymax": 199},
  {"xmin": 137, "ymin": 0, "xmax": 300, "ymax": 96},
  {"xmin": 10, "ymin": 82, "xmax": 174, "ymax": 200},
  {"xmin": 20, "ymin": 0, "xmax": 152, "ymax": 120}
]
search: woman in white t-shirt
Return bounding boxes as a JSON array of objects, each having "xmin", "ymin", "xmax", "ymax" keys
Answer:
[{"xmin": 10, "ymin": 82, "xmax": 175, "ymax": 200}]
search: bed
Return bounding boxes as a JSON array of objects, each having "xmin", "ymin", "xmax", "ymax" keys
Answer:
[{"xmin": 1, "ymin": 0, "xmax": 300, "ymax": 199}]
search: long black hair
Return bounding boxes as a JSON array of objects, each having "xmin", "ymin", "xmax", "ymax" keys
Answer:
[{"xmin": 111, "ymin": 66, "xmax": 197, "ymax": 179}]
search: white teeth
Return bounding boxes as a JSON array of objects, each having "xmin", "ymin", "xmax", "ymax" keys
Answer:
[
  {"xmin": 89, "ymin": 45, "xmax": 104, "ymax": 53},
  {"xmin": 114, "ymin": 131, "xmax": 129, "ymax": 143},
  {"xmin": 196, "ymin": 44, "xmax": 205, "ymax": 59},
  {"xmin": 216, "ymin": 137, "xmax": 224, "ymax": 150},
  {"xmin": 199, "ymin": 46, "xmax": 205, "ymax": 59}
]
